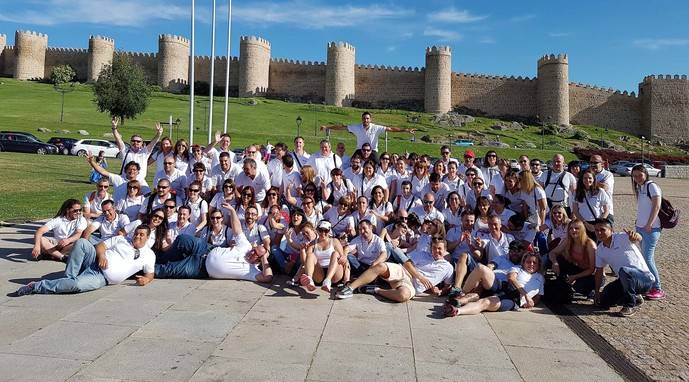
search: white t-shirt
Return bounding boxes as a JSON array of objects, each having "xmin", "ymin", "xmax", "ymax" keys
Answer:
[
  {"xmin": 351, "ymin": 211, "xmax": 377, "ymax": 231},
  {"xmin": 442, "ymin": 174, "xmax": 464, "ymax": 194},
  {"xmin": 267, "ymin": 158, "xmax": 285, "ymax": 188},
  {"xmin": 370, "ymin": 201, "xmax": 393, "ymax": 233},
  {"xmin": 90, "ymin": 214, "xmax": 130, "ymax": 242},
  {"xmin": 116, "ymin": 196, "xmax": 144, "ymax": 222},
  {"xmin": 44, "ymin": 216, "xmax": 88, "ymax": 240},
  {"xmin": 153, "ymin": 168, "xmax": 186, "ymax": 196},
  {"xmin": 205, "ymin": 233, "xmax": 260, "ymax": 280},
  {"xmin": 242, "ymin": 222, "xmax": 270, "ymax": 246},
  {"xmin": 108, "ymin": 174, "xmax": 150, "ymax": 203},
  {"xmin": 596, "ymin": 169, "xmax": 615, "ymax": 215},
  {"xmin": 183, "ymin": 198, "xmax": 209, "ymax": 227},
  {"xmin": 636, "ymin": 181, "xmax": 661, "ymax": 229},
  {"xmin": 119, "ymin": 147, "xmax": 151, "ymax": 181},
  {"xmin": 394, "ymin": 193, "xmax": 422, "ymax": 213},
  {"xmin": 101, "ymin": 236, "xmax": 155, "ymax": 285},
  {"xmin": 485, "ymin": 232, "xmax": 514, "ymax": 263},
  {"xmin": 541, "ymin": 170, "xmax": 576, "ymax": 206},
  {"xmin": 575, "ymin": 190, "xmax": 612, "ymax": 221},
  {"xmin": 519, "ymin": 187, "xmax": 547, "ymax": 224},
  {"xmin": 347, "ymin": 123, "xmax": 387, "ymax": 151},
  {"xmin": 495, "ymin": 208, "xmax": 516, "ymax": 227},
  {"xmin": 408, "ymin": 249, "xmax": 454, "ymax": 293},
  {"xmin": 411, "ymin": 175, "xmax": 429, "ymax": 198},
  {"xmin": 595, "ymin": 233, "xmax": 654, "ymax": 282},
  {"xmin": 511, "ymin": 268, "xmax": 545, "ymax": 306},
  {"xmin": 291, "ymin": 151, "xmax": 311, "ymax": 170},
  {"xmin": 323, "ymin": 208, "xmax": 355, "ymax": 236},
  {"xmin": 166, "ymin": 221, "xmax": 197, "ymax": 243},
  {"xmin": 481, "ymin": 167, "xmax": 504, "ymax": 195},
  {"xmin": 422, "ymin": 183, "xmax": 450, "ymax": 211},
  {"xmin": 83, "ymin": 192, "xmax": 111, "ymax": 217},
  {"xmin": 207, "ymin": 147, "xmax": 236, "ymax": 168},
  {"xmin": 348, "ymin": 234, "xmax": 386, "ymax": 265},
  {"xmin": 351, "ymin": 174, "xmax": 388, "ymax": 199},
  {"xmin": 409, "ymin": 205, "xmax": 445, "ymax": 223},
  {"xmin": 307, "ymin": 152, "xmax": 342, "ymax": 187},
  {"xmin": 123, "ymin": 220, "xmax": 157, "ymax": 249},
  {"xmin": 234, "ymin": 172, "xmax": 271, "ymax": 202},
  {"xmin": 211, "ymin": 164, "xmax": 242, "ymax": 190},
  {"xmin": 446, "ymin": 227, "xmax": 476, "ymax": 260}
]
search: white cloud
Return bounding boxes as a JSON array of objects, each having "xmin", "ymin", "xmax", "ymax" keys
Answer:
[
  {"xmin": 423, "ymin": 28, "xmax": 461, "ymax": 42},
  {"xmin": 510, "ymin": 14, "xmax": 536, "ymax": 22},
  {"xmin": 0, "ymin": 0, "xmax": 188, "ymax": 27},
  {"xmin": 633, "ymin": 38, "xmax": 689, "ymax": 50},
  {"xmin": 548, "ymin": 32, "xmax": 572, "ymax": 38},
  {"xmin": 478, "ymin": 37, "xmax": 496, "ymax": 44},
  {"xmin": 386, "ymin": 45, "xmax": 397, "ymax": 52},
  {"xmin": 427, "ymin": 7, "xmax": 487, "ymax": 23}
]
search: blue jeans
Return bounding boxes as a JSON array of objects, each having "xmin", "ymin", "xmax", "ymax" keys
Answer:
[
  {"xmin": 269, "ymin": 247, "xmax": 301, "ymax": 276},
  {"xmin": 600, "ymin": 266, "xmax": 654, "ymax": 308},
  {"xmin": 154, "ymin": 235, "xmax": 210, "ymax": 279},
  {"xmin": 385, "ymin": 242, "xmax": 409, "ymax": 264},
  {"xmin": 348, "ymin": 254, "xmax": 372, "ymax": 277},
  {"xmin": 33, "ymin": 239, "xmax": 107, "ymax": 294},
  {"xmin": 636, "ymin": 227, "xmax": 662, "ymax": 289}
]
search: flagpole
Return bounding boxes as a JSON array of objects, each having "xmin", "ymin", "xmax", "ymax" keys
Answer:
[
  {"xmin": 207, "ymin": 0, "xmax": 217, "ymax": 144},
  {"xmin": 222, "ymin": 0, "xmax": 232, "ymax": 133},
  {"xmin": 189, "ymin": 0, "xmax": 195, "ymax": 143}
]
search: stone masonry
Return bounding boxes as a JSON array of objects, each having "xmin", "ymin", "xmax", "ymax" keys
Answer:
[
  {"xmin": 87, "ymin": 35, "xmax": 114, "ymax": 82},
  {"xmin": 0, "ymin": 30, "xmax": 688, "ymax": 142}
]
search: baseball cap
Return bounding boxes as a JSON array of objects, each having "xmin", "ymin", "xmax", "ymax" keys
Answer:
[
  {"xmin": 317, "ymin": 220, "xmax": 332, "ymax": 230},
  {"xmin": 464, "ymin": 149, "xmax": 475, "ymax": 158}
]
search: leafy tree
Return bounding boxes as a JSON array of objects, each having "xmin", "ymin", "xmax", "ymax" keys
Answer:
[
  {"xmin": 50, "ymin": 64, "xmax": 76, "ymax": 85},
  {"xmin": 93, "ymin": 54, "xmax": 152, "ymax": 122}
]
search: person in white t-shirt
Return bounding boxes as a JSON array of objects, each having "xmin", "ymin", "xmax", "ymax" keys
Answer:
[
  {"xmin": 86, "ymin": 154, "xmax": 151, "ymax": 203},
  {"xmin": 409, "ymin": 193, "xmax": 445, "ymax": 224},
  {"xmin": 267, "ymin": 143, "xmax": 288, "ymax": 189},
  {"xmin": 572, "ymin": 169, "xmax": 612, "ymax": 236},
  {"xmin": 343, "ymin": 219, "xmax": 387, "ymax": 277},
  {"xmin": 111, "ymin": 116, "xmax": 162, "ymax": 181},
  {"xmin": 307, "ymin": 140, "xmax": 342, "ymax": 187},
  {"xmin": 82, "ymin": 178, "xmax": 111, "ymax": 219},
  {"xmin": 210, "ymin": 152, "xmax": 242, "ymax": 194},
  {"xmin": 165, "ymin": 206, "xmax": 197, "ymax": 246},
  {"xmin": 82, "ymin": 200, "xmax": 129, "ymax": 244},
  {"xmin": 336, "ymin": 236, "xmax": 452, "ymax": 301},
  {"xmin": 539, "ymin": 154, "xmax": 576, "ymax": 215},
  {"xmin": 631, "ymin": 164, "xmax": 665, "ymax": 300},
  {"xmin": 32, "ymin": 199, "xmax": 88, "ymax": 262},
  {"xmin": 593, "ymin": 218, "xmax": 654, "ymax": 317},
  {"xmin": 321, "ymin": 111, "xmax": 415, "ymax": 152},
  {"xmin": 150, "ymin": 136, "xmax": 173, "ymax": 175},
  {"xmin": 204, "ymin": 131, "xmax": 236, "ymax": 168},
  {"xmin": 16, "ymin": 225, "xmax": 155, "ymax": 296},
  {"xmin": 234, "ymin": 158, "xmax": 271, "ymax": 203},
  {"xmin": 115, "ymin": 180, "xmax": 145, "ymax": 222}
]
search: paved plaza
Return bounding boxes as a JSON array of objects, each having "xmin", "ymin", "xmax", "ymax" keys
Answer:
[{"xmin": 1, "ymin": 177, "xmax": 687, "ymax": 381}]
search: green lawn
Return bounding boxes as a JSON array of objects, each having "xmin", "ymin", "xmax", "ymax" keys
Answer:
[{"xmin": 0, "ymin": 78, "xmax": 681, "ymax": 221}]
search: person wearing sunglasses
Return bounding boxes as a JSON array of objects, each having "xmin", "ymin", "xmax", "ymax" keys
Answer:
[
  {"xmin": 465, "ymin": 177, "xmax": 492, "ymax": 212},
  {"xmin": 307, "ymin": 139, "xmax": 342, "ymax": 188},
  {"xmin": 209, "ymin": 179, "xmax": 236, "ymax": 223},
  {"xmin": 235, "ymin": 158, "xmax": 271, "ymax": 203},
  {"xmin": 86, "ymin": 153, "xmax": 151, "ymax": 203},
  {"xmin": 188, "ymin": 144, "xmax": 213, "ymax": 176},
  {"xmin": 589, "ymin": 154, "xmax": 615, "ymax": 218},
  {"xmin": 530, "ymin": 158, "xmax": 544, "ymax": 181},
  {"xmin": 234, "ymin": 186, "xmax": 263, "ymax": 226},
  {"xmin": 320, "ymin": 111, "xmax": 415, "ymax": 153},
  {"xmin": 82, "ymin": 178, "xmax": 112, "ymax": 219},
  {"xmin": 481, "ymin": 150, "xmax": 504, "ymax": 196},
  {"xmin": 323, "ymin": 197, "xmax": 356, "ymax": 239},
  {"xmin": 170, "ymin": 139, "xmax": 191, "ymax": 174},
  {"xmin": 31, "ymin": 198, "xmax": 88, "ymax": 262},
  {"xmin": 110, "ymin": 116, "xmax": 163, "ymax": 181},
  {"xmin": 165, "ymin": 205, "xmax": 196, "ymax": 246},
  {"xmin": 241, "ymin": 206, "xmax": 271, "ymax": 256},
  {"xmin": 183, "ymin": 180, "xmax": 209, "ymax": 233},
  {"xmin": 439, "ymin": 145, "xmax": 459, "ymax": 170},
  {"xmin": 153, "ymin": 156, "xmax": 186, "ymax": 197},
  {"xmin": 151, "ymin": 136, "xmax": 173, "ymax": 174},
  {"xmin": 125, "ymin": 208, "xmax": 168, "ymax": 252},
  {"xmin": 82, "ymin": 199, "xmax": 130, "ymax": 244},
  {"xmin": 185, "ymin": 162, "xmax": 214, "ymax": 201},
  {"xmin": 15, "ymin": 225, "xmax": 156, "ymax": 296},
  {"xmin": 421, "ymin": 173, "xmax": 450, "ymax": 211},
  {"xmin": 115, "ymin": 180, "xmax": 145, "ymax": 222},
  {"xmin": 518, "ymin": 155, "xmax": 531, "ymax": 172},
  {"xmin": 323, "ymin": 168, "xmax": 355, "ymax": 208},
  {"xmin": 457, "ymin": 149, "xmax": 484, "ymax": 183},
  {"xmin": 377, "ymin": 151, "xmax": 396, "ymax": 180},
  {"xmin": 138, "ymin": 179, "xmax": 180, "ymax": 221},
  {"xmin": 205, "ymin": 131, "xmax": 236, "ymax": 168},
  {"xmin": 298, "ymin": 220, "xmax": 349, "ymax": 292}
]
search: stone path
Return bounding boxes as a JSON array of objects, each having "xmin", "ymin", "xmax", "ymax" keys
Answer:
[{"xmin": 0, "ymin": 223, "xmax": 622, "ymax": 381}]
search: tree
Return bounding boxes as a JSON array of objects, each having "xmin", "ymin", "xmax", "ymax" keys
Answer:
[
  {"xmin": 51, "ymin": 64, "xmax": 76, "ymax": 122},
  {"xmin": 92, "ymin": 54, "xmax": 152, "ymax": 122}
]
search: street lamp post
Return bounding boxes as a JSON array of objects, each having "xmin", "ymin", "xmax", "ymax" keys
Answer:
[
  {"xmin": 641, "ymin": 135, "xmax": 646, "ymax": 163},
  {"xmin": 296, "ymin": 116, "xmax": 302, "ymax": 137}
]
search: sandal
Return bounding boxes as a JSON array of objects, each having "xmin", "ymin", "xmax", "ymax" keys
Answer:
[
  {"xmin": 443, "ymin": 302, "xmax": 459, "ymax": 318},
  {"xmin": 447, "ymin": 287, "xmax": 465, "ymax": 301}
]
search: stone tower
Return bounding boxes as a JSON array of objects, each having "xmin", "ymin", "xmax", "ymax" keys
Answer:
[
  {"xmin": 0, "ymin": 34, "xmax": 6, "ymax": 73},
  {"xmin": 424, "ymin": 46, "xmax": 452, "ymax": 114},
  {"xmin": 157, "ymin": 34, "xmax": 190, "ymax": 92},
  {"xmin": 88, "ymin": 35, "xmax": 115, "ymax": 82},
  {"xmin": 238, "ymin": 36, "xmax": 271, "ymax": 97},
  {"xmin": 537, "ymin": 54, "xmax": 570, "ymax": 126},
  {"xmin": 14, "ymin": 30, "xmax": 48, "ymax": 80},
  {"xmin": 639, "ymin": 74, "xmax": 689, "ymax": 142},
  {"xmin": 325, "ymin": 42, "xmax": 356, "ymax": 107}
]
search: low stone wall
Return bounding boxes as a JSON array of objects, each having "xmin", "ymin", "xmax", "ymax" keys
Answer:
[{"xmin": 663, "ymin": 165, "xmax": 689, "ymax": 179}]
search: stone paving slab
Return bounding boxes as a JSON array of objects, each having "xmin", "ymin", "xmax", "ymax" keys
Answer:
[{"xmin": 0, "ymin": 212, "xmax": 627, "ymax": 381}]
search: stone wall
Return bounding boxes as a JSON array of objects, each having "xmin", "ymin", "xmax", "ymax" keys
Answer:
[
  {"xmin": 119, "ymin": 52, "xmax": 158, "ymax": 84},
  {"xmin": 269, "ymin": 59, "xmax": 326, "ymax": 100},
  {"xmin": 663, "ymin": 165, "xmax": 689, "ymax": 179},
  {"xmin": 452, "ymin": 73, "xmax": 538, "ymax": 117},
  {"xmin": 238, "ymin": 36, "xmax": 271, "ymax": 97},
  {"xmin": 193, "ymin": 56, "xmax": 238, "ymax": 88},
  {"xmin": 569, "ymin": 84, "xmax": 640, "ymax": 135},
  {"xmin": 355, "ymin": 65, "xmax": 425, "ymax": 106},
  {"xmin": 88, "ymin": 35, "xmax": 114, "ymax": 82},
  {"xmin": 45, "ymin": 47, "xmax": 89, "ymax": 81},
  {"xmin": 14, "ymin": 30, "xmax": 48, "ymax": 80},
  {"xmin": 640, "ymin": 75, "xmax": 689, "ymax": 142}
]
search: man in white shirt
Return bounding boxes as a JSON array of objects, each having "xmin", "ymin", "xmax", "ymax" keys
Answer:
[
  {"xmin": 280, "ymin": 155, "xmax": 301, "ymax": 197},
  {"xmin": 82, "ymin": 200, "xmax": 129, "ymax": 243},
  {"xmin": 344, "ymin": 220, "xmax": 387, "ymax": 277},
  {"xmin": 205, "ymin": 131, "xmax": 236, "ymax": 168},
  {"xmin": 321, "ymin": 111, "xmax": 414, "ymax": 152},
  {"xmin": 457, "ymin": 150, "xmax": 484, "ymax": 182},
  {"xmin": 234, "ymin": 158, "xmax": 271, "ymax": 202},
  {"xmin": 16, "ymin": 225, "xmax": 155, "ymax": 296},
  {"xmin": 32, "ymin": 199, "xmax": 88, "ymax": 262},
  {"xmin": 409, "ymin": 193, "xmax": 445, "ymax": 223},
  {"xmin": 530, "ymin": 158, "xmax": 545, "ymax": 183},
  {"xmin": 337, "ymin": 236, "xmax": 452, "ymax": 301},
  {"xmin": 439, "ymin": 145, "xmax": 459, "ymax": 169},
  {"xmin": 111, "ymin": 117, "xmax": 162, "ymax": 181},
  {"xmin": 590, "ymin": 154, "xmax": 615, "ymax": 216},
  {"xmin": 139, "ymin": 179, "xmax": 180, "ymax": 220},
  {"xmin": 86, "ymin": 154, "xmax": 151, "ymax": 203},
  {"xmin": 307, "ymin": 139, "xmax": 342, "ymax": 187},
  {"xmin": 153, "ymin": 157, "xmax": 186, "ymax": 196},
  {"xmin": 335, "ymin": 142, "xmax": 351, "ymax": 169},
  {"xmin": 242, "ymin": 206, "xmax": 270, "ymax": 254},
  {"xmin": 342, "ymin": 154, "xmax": 363, "ymax": 180},
  {"xmin": 267, "ymin": 143, "xmax": 289, "ymax": 189},
  {"xmin": 210, "ymin": 152, "xmax": 241, "ymax": 194},
  {"xmin": 291, "ymin": 136, "xmax": 310, "ymax": 170},
  {"xmin": 593, "ymin": 218, "xmax": 654, "ymax": 317},
  {"xmin": 422, "ymin": 173, "xmax": 450, "ymax": 211},
  {"xmin": 539, "ymin": 154, "xmax": 576, "ymax": 214}
]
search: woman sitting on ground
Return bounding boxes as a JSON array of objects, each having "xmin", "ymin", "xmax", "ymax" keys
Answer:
[
  {"xmin": 83, "ymin": 178, "xmax": 111, "ymax": 219},
  {"xmin": 123, "ymin": 208, "xmax": 168, "ymax": 253},
  {"xmin": 116, "ymin": 180, "xmax": 144, "ymax": 222},
  {"xmin": 298, "ymin": 220, "xmax": 349, "ymax": 292},
  {"xmin": 445, "ymin": 252, "xmax": 544, "ymax": 317},
  {"xmin": 546, "ymin": 204, "xmax": 571, "ymax": 251},
  {"xmin": 32, "ymin": 198, "xmax": 88, "ymax": 262},
  {"xmin": 548, "ymin": 219, "xmax": 596, "ymax": 298}
]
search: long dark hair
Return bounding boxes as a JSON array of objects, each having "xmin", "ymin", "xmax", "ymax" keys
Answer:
[
  {"xmin": 55, "ymin": 198, "xmax": 81, "ymax": 218},
  {"xmin": 575, "ymin": 169, "xmax": 597, "ymax": 203},
  {"xmin": 144, "ymin": 207, "xmax": 168, "ymax": 252},
  {"xmin": 631, "ymin": 164, "xmax": 650, "ymax": 199}
]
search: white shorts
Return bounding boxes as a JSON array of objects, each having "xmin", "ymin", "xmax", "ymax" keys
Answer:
[
  {"xmin": 205, "ymin": 246, "xmax": 261, "ymax": 281},
  {"xmin": 383, "ymin": 263, "xmax": 416, "ymax": 299}
]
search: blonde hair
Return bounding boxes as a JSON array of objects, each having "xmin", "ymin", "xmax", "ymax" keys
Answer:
[
  {"xmin": 549, "ymin": 204, "xmax": 571, "ymax": 228},
  {"xmin": 519, "ymin": 170, "xmax": 541, "ymax": 194},
  {"xmin": 300, "ymin": 165, "xmax": 316, "ymax": 184}
]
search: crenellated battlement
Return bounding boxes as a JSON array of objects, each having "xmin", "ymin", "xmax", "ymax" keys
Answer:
[
  {"xmin": 426, "ymin": 45, "xmax": 451, "ymax": 55},
  {"xmin": 569, "ymin": 82, "xmax": 637, "ymax": 97},
  {"xmin": 47, "ymin": 47, "xmax": 88, "ymax": 54},
  {"xmin": 327, "ymin": 41, "xmax": 355, "ymax": 52},
  {"xmin": 16, "ymin": 30, "xmax": 48, "ymax": 40},
  {"xmin": 457, "ymin": 72, "xmax": 536, "ymax": 81},
  {"xmin": 90, "ymin": 35, "xmax": 114, "ymax": 44},
  {"xmin": 158, "ymin": 34, "xmax": 189, "ymax": 45},
  {"xmin": 272, "ymin": 57, "xmax": 326, "ymax": 66},
  {"xmin": 240, "ymin": 35, "xmax": 271, "ymax": 48},
  {"xmin": 538, "ymin": 53, "xmax": 568, "ymax": 67},
  {"xmin": 120, "ymin": 51, "xmax": 156, "ymax": 58},
  {"xmin": 642, "ymin": 74, "xmax": 689, "ymax": 83},
  {"xmin": 356, "ymin": 64, "xmax": 423, "ymax": 72}
]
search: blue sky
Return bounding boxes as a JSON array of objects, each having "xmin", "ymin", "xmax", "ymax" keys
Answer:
[{"xmin": 1, "ymin": 0, "xmax": 688, "ymax": 92}]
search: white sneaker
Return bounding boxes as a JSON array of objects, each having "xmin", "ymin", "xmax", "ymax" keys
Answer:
[{"xmin": 321, "ymin": 278, "xmax": 332, "ymax": 292}]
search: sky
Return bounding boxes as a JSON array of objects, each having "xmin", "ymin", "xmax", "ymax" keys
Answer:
[{"xmin": 1, "ymin": 0, "xmax": 688, "ymax": 92}]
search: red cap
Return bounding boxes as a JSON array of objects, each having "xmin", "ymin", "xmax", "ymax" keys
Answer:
[{"xmin": 464, "ymin": 149, "xmax": 475, "ymax": 158}]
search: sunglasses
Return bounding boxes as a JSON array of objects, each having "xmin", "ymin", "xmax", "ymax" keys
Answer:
[
  {"xmin": 242, "ymin": 193, "xmax": 253, "ymax": 197},
  {"xmin": 131, "ymin": 140, "xmax": 143, "ymax": 144},
  {"xmin": 268, "ymin": 192, "xmax": 278, "ymax": 196},
  {"xmin": 423, "ymin": 201, "xmax": 434, "ymax": 205},
  {"xmin": 193, "ymin": 169, "xmax": 204, "ymax": 173},
  {"xmin": 473, "ymin": 183, "xmax": 484, "ymax": 187},
  {"xmin": 211, "ymin": 216, "xmax": 223, "ymax": 220},
  {"xmin": 164, "ymin": 162, "xmax": 175, "ymax": 165},
  {"xmin": 165, "ymin": 205, "xmax": 176, "ymax": 209},
  {"xmin": 362, "ymin": 148, "xmax": 371, "ymax": 152},
  {"xmin": 487, "ymin": 154, "xmax": 497, "ymax": 157},
  {"xmin": 519, "ymin": 160, "xmax": 528, "ymax": 163},
  {"xmin": 70, "ymin": 208, "xmax": 82, "ymax": 213},
  {"xmin": 381, "ymin": 157, "xmax": 390, "ymax": 160},
  {"xmin": 442, "ymin": 151, "xmax": 450, "ymax": 155},
  {"xmin": 223, "ymin": 184, "xmax": 234, "ymax": 188},
  {"xmin": 152, "ymin": 215, "xmax": 164, "ymax": 220},
  {"xmin": 247, "ymin": 151, "xmax": 256, "ymax": 154},
  {"xmin": 127, "ymin": 185, "xmax": 139, "ymax": 190},
  {"xmin": 189, "ymin": 188, "xmax": 200, "ymax": 192},
  {"xmin": 158, "ymin": 185, "xmax": 169, "ymax": 189},
  {"xmin": 98, "ymin": 185, "xmax": 109, "ymax": 189},
  {"xmin": 317, "ymin": 228, "xmax": 330, "ymax": 232}
]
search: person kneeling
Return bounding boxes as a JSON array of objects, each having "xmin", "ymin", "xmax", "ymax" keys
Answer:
[
  {"xmin": 15, "ymin": 225, "xmax": 155, "ymax": 296},
  {"xmin": 336, "ymin": 236, "xmax": 453, "ymax": 302}
]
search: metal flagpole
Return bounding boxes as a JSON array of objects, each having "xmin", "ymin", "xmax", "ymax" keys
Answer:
[
  {"xmin": 222, "ymin": 0, "xmax": 232, "ymax": 133},
  {"xmin": 189, "ymin": 0, "xmax": 195, "ymax": 143},
  {"xmin": 207, "ymin": 0, "xmax": 217, "ymax": 144}
]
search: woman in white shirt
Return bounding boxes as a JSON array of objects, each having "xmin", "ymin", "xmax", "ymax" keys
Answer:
[
  {"xmin": 299, "ymin": 221, "xmax": 348, "ymax": 292},
  {"xmin": 199, "ymin": 210, "xmax": 232, "ymax": 248},
  {"xmin": 518, "ymin": 170, "xmax": 547, "ymax": 230},
  {"xmin": 572, "ymin": 169, "xmax": 612, "ymax": 237},
  {"xmin": 172, "ymin": 139, "xmax": 191, "ymax": 174},
  {"xmin": 209, "ymin": 179, "xmax": 236, "ymax": 223},
  {"xmin": 116, "ymin": 180, "xmax": 145, "ymax": 222},
  {"xmin": 183, "ymin": 180, "xmax": 209, "ymax": 233},
  {"xmin": 369, "ymin": 185, "xmax": 394, "ymax": 234},
  {"xmin": 442, "ymin": 191, "xmax": 464, "ymax": 229},
  {"xmin": 410, "ymin": 162, "xmax": 429, "ymax": 198},
  {"xmin": 631, "ymin": 164, "xmax": 665, "ymax": 300},
  {"xmin": 32, "ymin": 198, "xmax": 88, "ymax": 262},
  {"xmin": 83, "ymin": 178, "xmax": 111, "ymax": 219}
]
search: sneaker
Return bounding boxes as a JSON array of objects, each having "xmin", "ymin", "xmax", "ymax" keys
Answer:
[
  {"xmin": 60, "ymin": 255, "xmax": 69, "ymax": 263},
  {"xmin": 443, "ymin": 302, "xmax": 459, "ymax": 317},
  {"xmin": 357, "ymin": 285, "xmax": 377, "ymax": 295},
  {"xmin": 618, "ymin": 306, "xmax": 637, "ymax": 317},
  {"xmin": 635, "ymin": 294, "xmax": 645, "ymax": 306},
  {"xmin": 286, "ymin": 279, "xmax": 299, "ymax": 287},
  {"xmin": 15, "ymin": 282, "xmax": 35, "ymax": 297},
  {"xmin": 336, "ymin": 285, "xmax": 354, "ymax": 299},
  {"xmin": 645, "ymin": 288, "xmax": 666, "ymax": 301},
  {"xmin": 321, "ymin": 278, "xmax": 332, "ymax": 292},
  {"xmin": 299, "ymin": 274, "xmax": 316, "ymax": 292},
  {"xmin": 447, "ymin": 287, "xmax": 465, "ymax": 301}
]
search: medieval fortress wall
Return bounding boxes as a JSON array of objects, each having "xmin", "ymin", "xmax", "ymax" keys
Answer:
[{"xmin": 0, "ymin": 30, "xmax": 688, "ymax": 142}]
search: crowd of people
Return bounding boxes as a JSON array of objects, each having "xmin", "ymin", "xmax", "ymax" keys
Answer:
[{"xmin": 16, "ymin": 112, "xmax": 666, "ymax": 318}]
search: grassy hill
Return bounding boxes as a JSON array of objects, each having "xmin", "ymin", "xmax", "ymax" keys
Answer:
[{"xmin": 0, "ymin": 78, "xmax": 685, "ymax": 222}]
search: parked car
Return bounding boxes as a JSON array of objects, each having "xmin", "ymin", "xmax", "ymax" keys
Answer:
[
  {"xmin": 509, "ymin": 159, "xmax": 520, "ymax": 170},
  {"xmin": 614, "ymin": 163, "xmax": 661, "ymax": 177},
  {"xmin": 0, "ymin": 130, "xmax": 39, "ymax": 141},
  {"xmin": 47, "ymin": 137, "xmax": 79, "ymax": 155},
  {"xmin": 70, "ymin": 139, "xmax": 120, "ymax": 157},
  {"xmin": 609, "ymin": 160, "xmax": 634, "ymax": 174},
  {"xmin": 0, "ymin": 132, "xmax": 58, "ymax": 154},
  {"xmin": 453, "ymin": 139, "xmax": 474, "ymax": 147}
]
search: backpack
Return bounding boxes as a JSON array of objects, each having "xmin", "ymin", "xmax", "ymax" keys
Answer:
[{"xmin": 646, "ymin": 182, "xmax": 680, "ymax": 229}]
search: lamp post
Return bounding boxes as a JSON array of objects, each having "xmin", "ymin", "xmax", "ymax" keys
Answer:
[
  {"xmin": 175, "ymin": 118, "xmax": 181, "ymax": 141},
  {"xmin": 641, "ymin": 135, "xmax": 646, "ymax": 163},
  {"xmin": 296, "ymin": 116, "xmax": 302, "ymax": 137}
]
